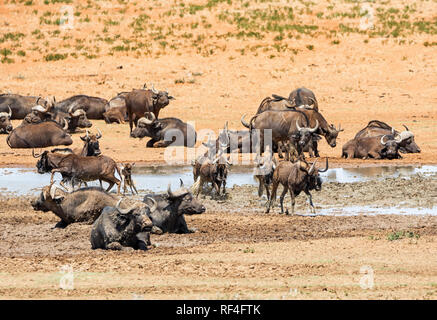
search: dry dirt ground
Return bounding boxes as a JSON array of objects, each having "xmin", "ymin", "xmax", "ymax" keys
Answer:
[{"xmin": 0, "ymin": 0, "xmax": 436, "ymax": 299}]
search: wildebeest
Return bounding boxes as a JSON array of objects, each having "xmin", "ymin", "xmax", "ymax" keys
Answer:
[
  {"xmin": 0, "ymin": 106, "xmax": 12, "ymax": 134},
  {"xmin": 253, "ymin": 146, "xmax": 277, "ymax": 200},
  {"xmin": 75, "ymin": 129, "xmax": 102, "ymax": 156},
  {"xmin": 266, "ymin": 158, "xmax": 328, "ymax": 215},
  {"xmin": 191, "ymin": 153, "xmax": 232, "ymax": 198},
  {"xmin": 0, "ymin": 93, "xmax": 55, "ymax": 119},
  {"xmin": 55, "ymin": 95, "xmax": 108, "ymax": 119},
  {"xmin": 103, "ymin": 92, "xmax": 129, "ymax": 124},
  {"xmin": 354, "ymin": 120, "xmax": 420, "ymax": 153},
  {"xmin": 90, "ymin": 198, "xmax": 156, "ymax": 251},
  {"xmin": 240, "ymin": 110, "xmax": 319, "ymax": 160},
  {"xmin": 125, "ymin": 85, "xmax": 175, "ymax": 132},
  {"xmin": 121, "ymin": 163, "xmax": 138, "ymax": 195},
  {"xmin": 130, "ymin": 112, "xmax": 196, "ymax": 147},
  {"xmin": 6, "ymin": 120, "xmax": 72, "ymax": 148},
  {"xmin": 143, "ymin": 180, "xmax": 206, "ymax": 234},
  {"xmin": 31, "ymin": 184, "xmax": 120, "ymax": 227},
  {"xmin": 288, "ymin": 87, "xmax": 318, "ymax": 111},
  {"xmin": 342, "ymin": 134, "xmax": 402, "ymax": 160},
  {"xmin": 51, "ymin": 106, "xmax": 92, "ymax": 133},
  {"xmin": 34, "ymin": 150, "xmax": 121, "ymax": 193}
]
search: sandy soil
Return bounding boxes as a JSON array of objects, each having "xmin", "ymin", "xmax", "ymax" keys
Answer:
[{"xmin": 0, "ymin": 0, "xmax": 436, "ymax": 300}]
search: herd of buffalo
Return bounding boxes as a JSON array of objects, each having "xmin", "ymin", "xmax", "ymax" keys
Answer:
[{"xmin": 0, "ymin": 85, "xmax": 421, "ymax": 251}]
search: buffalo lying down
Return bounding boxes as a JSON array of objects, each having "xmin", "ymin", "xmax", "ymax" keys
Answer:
[
  {"xmin": 90, "ymin": 198, "xmax": 156, "ymax": 251},
  {"xmin": 143, "ymin": 180, "xmax": 205, "ymax": 234},
  {"xmin": 31, "ymin": 185, "xmax": 119, "ymax": 227},
  {"xmin": 342, "ymin": 134, "xmax": 402, "ymax": 160},
  {"xmin": 7, "ymin": 121, "xmax": 72, "ymax": 148},
  {"xmin": 0, "ymin": 94, "xmax": 55, "ymax": 119},
  {"xmin": 130, "ymin": 112, "xmax": 196, "ymax": 147}
]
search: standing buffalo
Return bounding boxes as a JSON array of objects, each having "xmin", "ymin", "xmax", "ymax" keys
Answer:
[
  {"xmin": 7, "ymin": 121, "xmax": 72, "ymax": 148},
  {"xmin": 0, "ymin": 106, "xmax": 13, "ymax": 134},
  {"xmin": 31, "ymin": 184, "xmax": 120, "ymax": 227},
  {"xmin": 130, "ymin": 112, "xmax": 196, "ymax": 147},
  {"xmin": 288, "ymin": 87, "xmax": 318, "ymax": 111},
  {"xmin": 355, "ymin": 120, "xmax": 420, "ymax": 153},
  {"xmin": 0, "ymin": 93, "xmax": 55, "ymax": 119},
  {"xmin": 342, "ymin": 134, "xmax": 402, "ymax": 160},
  {"xmin": 90, "ymin": 198, "xmax": 156, "ymax": 251},
  {"xmin": 143, "ymin": 180, "xmax": 206, "ymax": 234},
  {"xmin": 55, "ymin": 95, "xmax": 108, "ymax": 119},
  {"xmin": 125, "ymin": 84, "xmax": 174, "ymax": 132},
  {"xmin": 266, "ymin": 158, "xmax": 328, "ymax": 215}
]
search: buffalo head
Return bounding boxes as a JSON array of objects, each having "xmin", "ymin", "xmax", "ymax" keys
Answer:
[
  {"xmin": 380, "ymin": 134, "xmax": 401, "ymax": 159},
  {"xmin": 325, "ymin": 124, "xmax": 344, "ymax": 148},
  {"xmin": 31, "ymin": 184, "xmax": 66, "ymax": 212},
  {"xmin": 398, "ymin": 125, "xmax": 420, "ymax": 153},
  {"xmin": 0, "ymin": 106, "xmax": 12, "ymax": 133},
  {"xmin": 67, "ymin": 107, "xmax": 92, "ymax": 129},
  {"xmin": 130, "ymin": 112, "xmax": 160, "ymax": 139},
  {"xmin": 294, "ymin": 119, "xmax": 319, "ymax": 150},
  {"xmin": 167, "ymin": 180, "xmax": 205, "ymax": 215}
]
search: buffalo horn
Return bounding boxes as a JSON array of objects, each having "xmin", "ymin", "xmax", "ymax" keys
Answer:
[
  {"xmin": 116, "ymin": 198, "xmax": 137, "ymax": 214},
  {"xmin": 309, "ymin": 120, "xmax": 319, "ymax": 133},
  {"xmin": 96, "ymin": 128, "xmax": 102, "ymax": 139},
  {"xmin": 145, "ymin": 197, "xmax": 157, "ymax": 212},
  {"xmin": 151, "ymin": 83, "xmax": 158, "ymax": 94},
  {"xmin": 240, "ymin": 114, "xmax": 250, "ymax": 128},
  {"xmin": 380, "ymin": 135, "xmax": 388, "ymax": 145},
  {"xmin": 319, "ymin": 158, "xmax": 329, "ymax": 173}
]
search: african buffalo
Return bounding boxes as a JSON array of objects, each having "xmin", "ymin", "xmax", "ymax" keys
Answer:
[
  {"xmin": 0, "ymin": 93, "xmax": 55, "ymax": 119},
  {"xmin": 34, "ymin": 150, "xmax": 121, "ymax": 193},
  {"xmin": 143, "ymin": 180, "xmax": 205, "ymax": 234},
  {"xmin": 51, "ymin": 106, "xmax": 92, "ymax": 133},
  {"xmin": 6, "ymin": 120, "xmax": 72, "ymax": 148},
  {"xmin": 288, "ymin": 87, "xmax": 318, "ymax": 111},
  {"xmin": 342, "ymin": 134, "xmax": 402, "ymax": 160},
  {"xmin": 0, "ymin": 106, "xmax": 12, "ymax": 134},
  {"xmin": 90, "ymin": 198, "xmax": 156, "ymax": 251},
  {"xmin": 256, "ymin": 95, "xmax": 295, "ymax": 114},
  {"xmin": 55, "ymin": 95, "xmax": 108, "ymax": 119},
  {"xmin": 31, "ymin": 184, "xmax": 120, "ymax": 227},
  {"xmin": 103, "ymin": 92, "xmax": 129, "ymax": 123},
  {"xmin": 130, "ymin": 112, "xmax": 196, "ymax": 147},
  {"xmin": 355, "ymin": 120, "xmax": 420, "ymax": 153},
  {"xmin": 125, "ymin": 84, "xmax": 174, "ymax": 132},
  {"xmin": 266, "ymin": 158, "xmax": 328, "ymax": 214}
]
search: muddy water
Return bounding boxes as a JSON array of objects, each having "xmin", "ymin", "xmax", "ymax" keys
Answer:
[{"xmin": 0, "ymin": 165, "xmax": 436, "ymax": 195}]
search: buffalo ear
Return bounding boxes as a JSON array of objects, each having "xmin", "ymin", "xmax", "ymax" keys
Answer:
[
  {"xmin": 80, "ymin": 136, "xmax": 87, "ymax": 141},
  {"xmin": 168, "ymin": 96, "xmax": 175, "ymax": 100},
  {"xmin": 313, "ymin": 135, "xmax": 322, "ymax": 141}
]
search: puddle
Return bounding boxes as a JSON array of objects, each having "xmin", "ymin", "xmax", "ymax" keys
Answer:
[{"xmin": 0, "ymin": 165, "xmax": 436, "ymax": 196}]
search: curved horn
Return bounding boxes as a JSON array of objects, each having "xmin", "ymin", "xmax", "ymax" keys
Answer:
[
  {"xmin": 309, "ymin": 119, "xmax": 319, "ymax": 133},
  {"xmin": 308, "ymin": 159, "xmax": 318, "ymax": 175},
  {"xmin": 68, "ymin": 105, "xmax": 74, "ymax": 114},
  {"xmin": 116, "ymin": 198, "xmax": 137, "ymax": 214},
  {"xmin": 49, "ymin": 184, "xmax": 64, "ymax": 200},
  {"xmin": 391, "ymin": 128, "xmax": 395, "ymax": 135},
  {"xmin": 319, "ymin": 158, "xmax": 329, "ymax": 173},
  {"xmin": 96, "ymin": 128, "xmax": 102, "ymax": 139},
  {"xmin": 403, "ymin": 124, "xmax": 409, "ymax": 131},
  {"xmin": 380, "ymin": 135, "xmax": 388, "ymax": 146},
  {"xmin": 296, "ymin": 119, "xmax": 303, "ymax": 131},
  {"xmin": 394, "ymin": 133, "xmax": 402, "ymax": 143},
  {"xmin": 36, "ymin": 97, "xmax": 42, "ymax": 106},
  {"xmin": 63, "ymin": 118, "xmax": 69, "ymax": 131},
  {"xmin": 7, "ymin": 106, "xmax": 12, "ymax": 118},
  {"xmin": 32, "ymin": 148, "xmax": 41, "ymax": 158},
  {"xmin": 145, "ymin": 197, "xmax": 157, "ymax": 212},
  {"xmin": 151, "ymin": 83, "xmax": 158, "ymax": 94},
  {"xmin": 167, "ymin": 183, "xmax": 174, "ymax": 198},
  {"xmin": 241, "ymin": 114, "xmax": 250, "ymax": 128},
  {"xmin": 179, "ymin": 178, "xmax": 184, "ymax": 188},
  {"xmin": 143, "ymin": 83, "xmax": 147, "ymax": 89}
]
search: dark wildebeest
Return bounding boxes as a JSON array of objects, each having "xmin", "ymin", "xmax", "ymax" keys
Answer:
[
  {"xmin": 192, "ymin": 153, "xmax": 232, "ymax": 198},
  {"xmin": 125, "ymin": 84, "xmax": 175, "ymax": 133},
  {"xmin": 342, "ymin": 134, "xmax": 402, "ymax": 160},
  {"xmin": 103, "ymin": 92, "xmax": 129, "ymax": 124},
  {"xmin": 354, "ymin": 120, "xmax": 420, "ymax": 153},
  {"xmin": 0, "ymin": 106, "xmax": 13, "ymax": 134},
  {"xmin": 253, "ymin": 146, "xmax": 277, "ymax": 200},
  {"xmin": 31, "ymin": 184, "xmax": 120, "ymax": 227},
  {"xmin": 51, "ymin": 106, "xmax": 92, "ymax": 133},
  {"xmin": 34, "ymin": 150, "xmax": 122, "ymax": 193},
  {"xmin": 130, "ymin": 112, "xmax": 196, "ymax": 147},
  {"xmin": 121, "ymin": 163, "xmax": 138, "ymax": 195},
  {"xmin": 266, "ymin": 158, "xmax": 328, "ymax": 215},
  {"xmin": 55, "ymin": 95, "xmax": 108, "ymax": 119},
  {"xmin": 90, "ymin": 198, "xmax": 157, "ymax": 251},
  {"xmin": 143, "ymin": 180, "xmax": 206, "ymax": 234},
  {"xmin": 0, "ymin": 94, "xmax": 55, "ymax": 119},
  {"xmin": 6, "ymin": 121, "xmax": 72, "ymax": 148},
  {"xmin": 75, "ymin": 129, "xmax": 102, "ymax": 156},
  {"xmin": 241, "ymin": 110, "xmax": 319, "ymax": 160},
  {"xmin": 288, "ymin": 87, "xmax": 318, "ymax": 111}
]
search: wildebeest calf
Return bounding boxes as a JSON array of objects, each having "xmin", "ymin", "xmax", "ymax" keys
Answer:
[{"xmin": 121, "ymin": 163, "xmax": 138, "ymax": 195}]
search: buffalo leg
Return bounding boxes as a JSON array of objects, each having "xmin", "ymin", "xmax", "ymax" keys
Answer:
[
  {"xmin": 279, "ymin": 185, "xmax": 288, "ymax": 214},
  {"xmin": 304, "ymin": 190, "xmax": 315, "ymax": 213}
]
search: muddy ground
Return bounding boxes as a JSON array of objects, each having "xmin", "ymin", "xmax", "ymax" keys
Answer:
[{"xmin": 0, "ymin": 173, "xmax": 436, "ymax": 299}]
